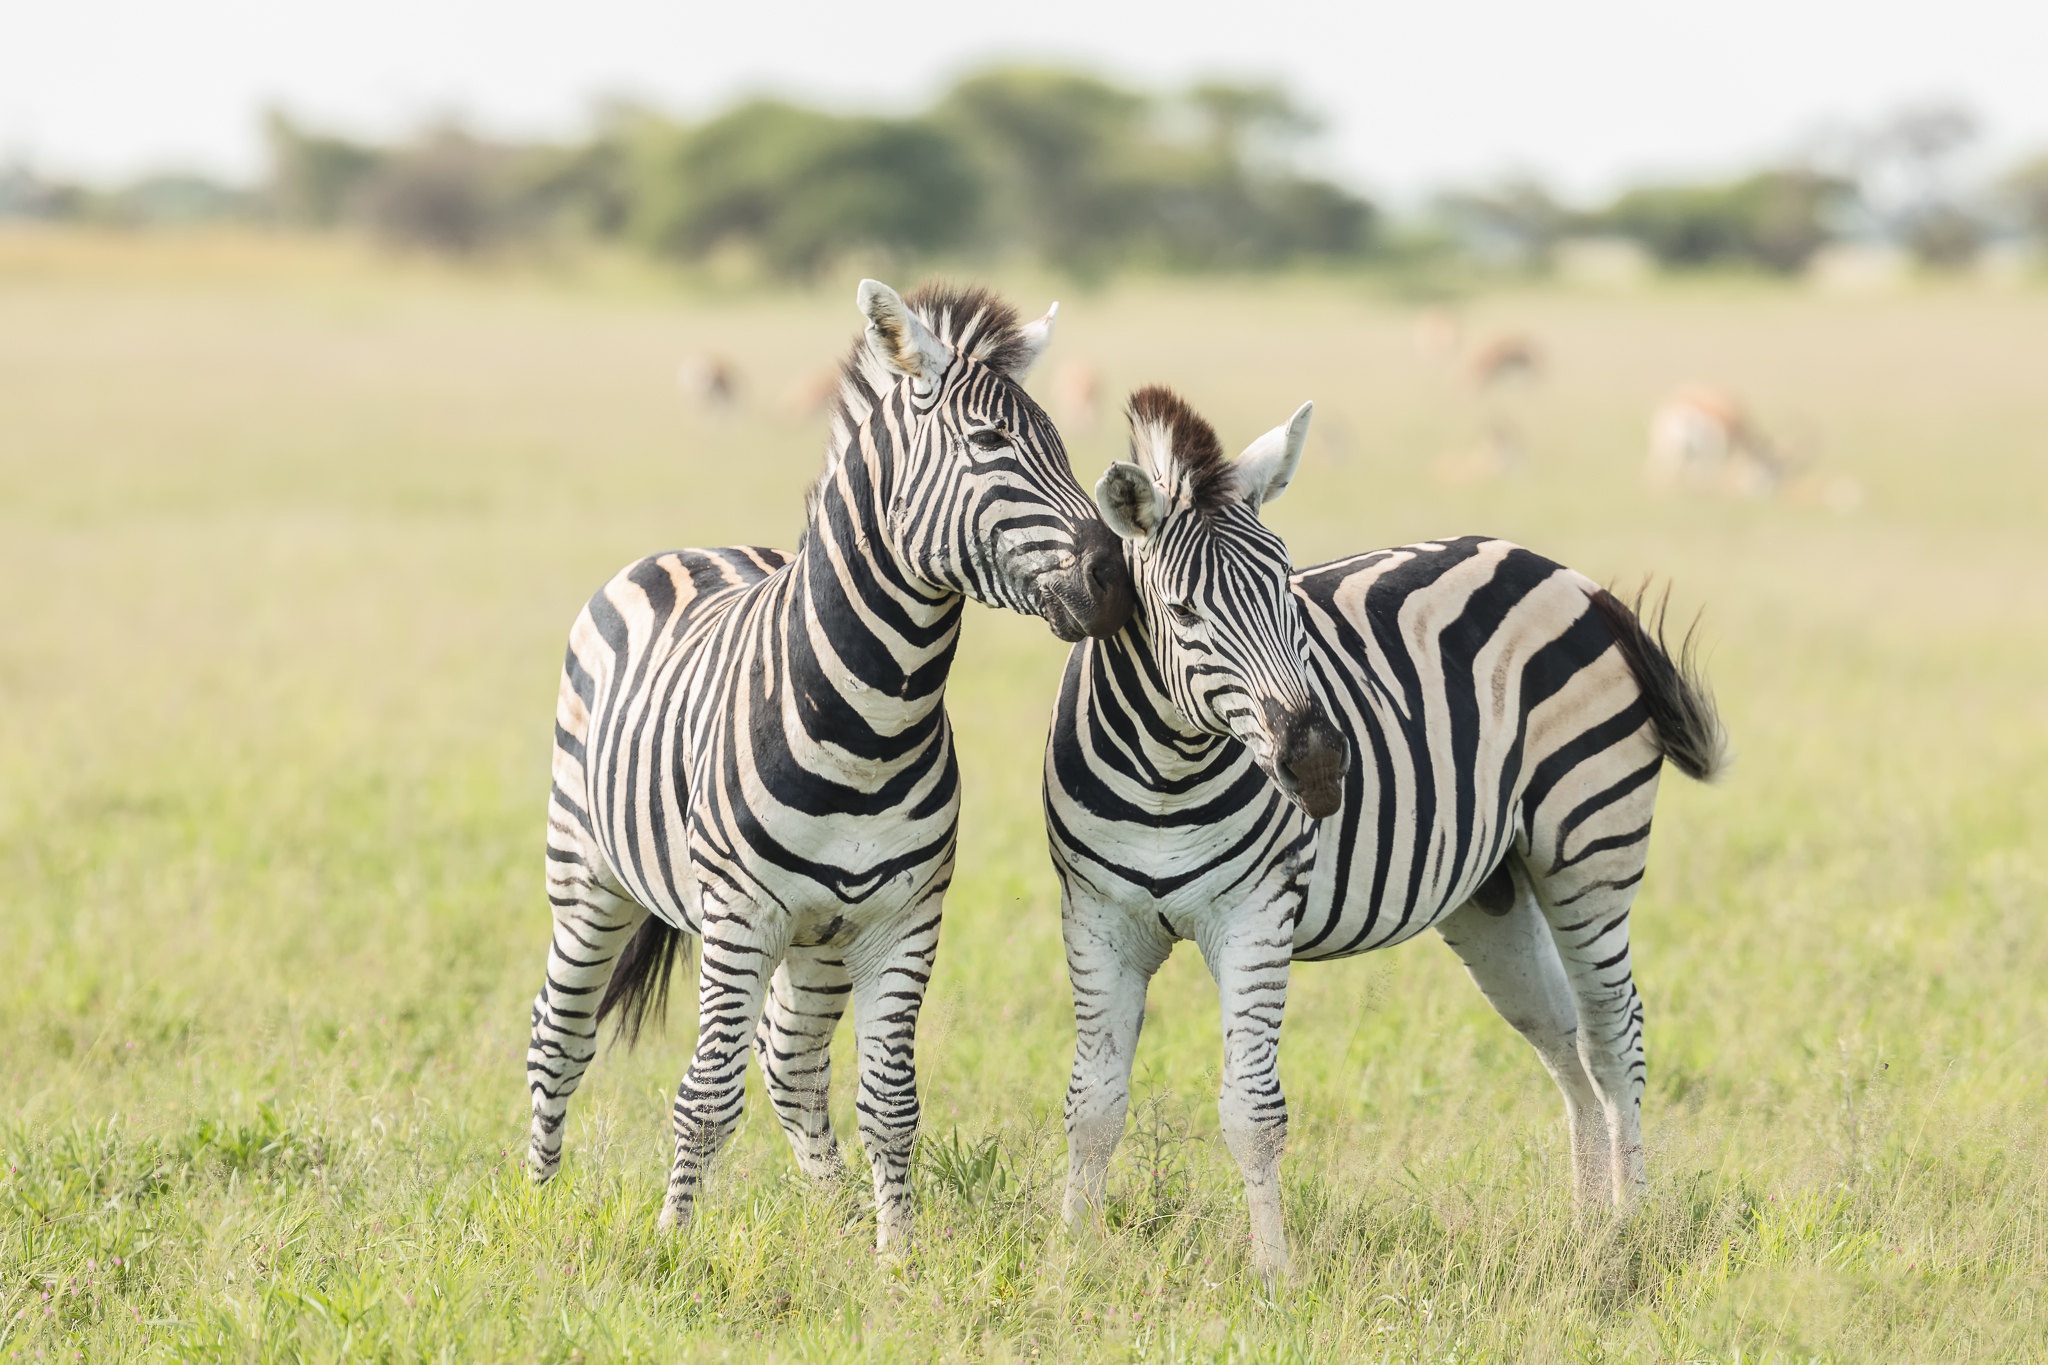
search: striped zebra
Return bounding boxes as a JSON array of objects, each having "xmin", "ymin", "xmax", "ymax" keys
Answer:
[
  {"xmin": 1047, "ymin": 388, "xmax": 1727, "ymax": 1285},
  {"xmin": 526, "ymin": 280, "xmax": 1135, "ymax": 1256}
]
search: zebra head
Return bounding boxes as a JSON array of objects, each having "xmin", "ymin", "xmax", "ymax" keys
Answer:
[
  {"xmin": 1094, "ymin": 387, "xmax": 1348, "ymax": 820},
  {"xmin": 840, "ymin": 280, "xmax": 1134, "ymax": 641}
]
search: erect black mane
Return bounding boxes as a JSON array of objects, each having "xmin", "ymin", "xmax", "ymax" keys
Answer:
[{"xmin": 1127, "ymin": 385, "xmax": 1236, "ymax": 519}]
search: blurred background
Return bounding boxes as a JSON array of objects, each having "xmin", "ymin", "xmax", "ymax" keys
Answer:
[
  {"xmin": 7, "ymin": 1, "xmax": 2048, "ymax": 280},
  {"xmin": 5, "ymin": 3, "xmax": 2047, "ymax": 1358}
]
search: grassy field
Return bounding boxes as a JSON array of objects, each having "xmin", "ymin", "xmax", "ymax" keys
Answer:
[{"xmin": 3, "ymin": 231, "xmax": 2045, "ymax": 1362}]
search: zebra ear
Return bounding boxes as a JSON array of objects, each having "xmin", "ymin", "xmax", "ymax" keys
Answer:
[
  {"xmin": 1010, "ymin": 301, "xmax": 1058, "ymax": 379},
  {"xmin": 1235, "ymin": 400, "xmax": 1314, "ymax": 510},
  {"xmin": 858, "ymin": 279, "xmax": 952, "ymax": 391},
  {"xmin": 1095, "ymin": 461, "xmax": 1166, "ymax": 541}
]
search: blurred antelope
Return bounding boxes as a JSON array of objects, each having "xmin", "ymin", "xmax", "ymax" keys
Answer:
[
  {"xmin": 677, "ymin": 354, "xmax": 739, "ymax": 409},
  {"xmin": 784, "ymin": 364, "xmax": 842, "ymax": 419},
  {"xmin": 1648, "ymin": 384, "xmax": 1861, "ymax": 510},
  {"xmin": 1049, "ymin": 359, "xmax": 1102, "ymax": 433},
  {"xmin": 1647, "ymin": 385, "xmax": 1791, "ymax": 497},
  {"xmin": 1465, "ymin": 331, "xmax": 1543, "ymax": 390}
]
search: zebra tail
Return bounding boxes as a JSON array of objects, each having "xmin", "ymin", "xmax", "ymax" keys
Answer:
[
  {"xmin": 596, "ymin": 916, "xmax": 692, "ymax": 1050},
  {"xmin": 1587, "ymin": 583, "xmax": 1731, "ymax": 783}
]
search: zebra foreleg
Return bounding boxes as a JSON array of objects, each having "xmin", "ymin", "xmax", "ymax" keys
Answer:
[
  {"xmin": 526, "ymin": 860, "xmax": 646, "ymax": 1185},
  {"xmin": 659, "ymin": 907, "xmax": 791, "ymax": 1233},
  {"xmin": 849, "ymin": 903, "xmax": 943, "ymax": 1259},
  {"xmin": 754, "ymin": 946, "xmax": 852, "ymax": 1180},
  {"xmin": 1198, "ymin": 905, "xmax": 1296, "ymax": 1290},
  {"xmin": 1060, "ymin": 894, "xmax": 1169, "ymax": 1231},
  {"xmin": 1435, "ymin": 865, "xmax": 1607, "ymax": 1208}
]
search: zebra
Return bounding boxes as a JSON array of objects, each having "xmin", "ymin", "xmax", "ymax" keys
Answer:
[
  {"xmin": 525, "ymin": 280, "xmax": 1135, "ymax": 1257},
  {"xmin": 1046, "ymin": 387, "xmax": 1727, "ymax": 1285}
]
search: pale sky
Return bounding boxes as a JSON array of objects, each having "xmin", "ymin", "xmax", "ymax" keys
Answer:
[{"xmin": 7, "ymin": 0, "xmax": 2046, "ymax": 199}]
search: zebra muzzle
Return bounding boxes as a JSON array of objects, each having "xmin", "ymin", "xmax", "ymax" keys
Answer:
[{"xmin": 1271, "ymin": 702, "xmax": 1347, "ymax": 820}]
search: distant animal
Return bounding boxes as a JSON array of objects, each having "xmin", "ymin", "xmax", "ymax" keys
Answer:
[
  {"xmin": 1049, "ymin": 388, "xmax": 1726, "ymax": 1287},
  {"xmin": 1050, "ymin": 357, "xmax": 1102, "ymax": 433},
  {"xmin": 676, "ymin": 354, "xmax": 739, "ymax": 408},
  {"xmin": 524, "ymin": 281, "xmax": 1134, "ymax": 1257},
  {"xmin": 1411, "ymin": 305, "xmax": 1465, "ymax": 365},
  {"xmin": 784, "ymin": 364, "xmax": 842, "ymax": 419},
  {"xmin": 1464, "ymin": 331, "xmax": 1543, "ymax": 390},
  {"xmin": 1647, "ymin": 384, "xmax": 1792, "ymax": 497}
]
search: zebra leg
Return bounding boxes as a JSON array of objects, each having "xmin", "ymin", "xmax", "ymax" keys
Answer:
[
  {"xmin": 848, "ymin": 904, "xmax": 944, "ymax": 1259},
  {"xmin": 1435, "ymin": 862, "xmax": 1607, "ymax": 1207},
  {"xmin": 753, "ymin": 946, "xmax": 852, "ymax": 1180},
  {"xmin": 1061, "ymin": 892, "xmax": 1170, "ymax": 1230},
  {"xmin": 526, "ymin": 828, "xmax": 646, "ymax": 1184},
  {"xmin": 1530, "ymin": 836, "xmax": 1654, "ymax": 1207},
  {"xmin": 659, "ymin": 907, "xmax": 790, "ymax": 1232},
  {"xmin": 1197, "ymin": 905, "xmax": 1296, "ymax": 1290}
]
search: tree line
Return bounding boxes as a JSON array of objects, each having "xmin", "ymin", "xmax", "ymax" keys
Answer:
[{"xmin": 4, "ymin": 73, "xmax": 2045, "ymax": 280}]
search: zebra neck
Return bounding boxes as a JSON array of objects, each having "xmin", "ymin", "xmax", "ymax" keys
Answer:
[
  {"xmin": 787, "ymin": 429, "xmax": 963, "ymax": 753},
  {"xmin": 1092, "ymin": 626, "xmax": 1236, "ymax": 778}
]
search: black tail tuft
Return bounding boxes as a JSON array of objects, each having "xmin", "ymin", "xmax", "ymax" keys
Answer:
[
  {"xmin": 596, "ymin": 915, "xmax": 691, "ymax": 1051},
  {"xmin": 1588, "ymin": 583, "xmax": 1730, "ymax": 783}
]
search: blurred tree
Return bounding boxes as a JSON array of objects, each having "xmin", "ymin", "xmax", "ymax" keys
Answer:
[
  {"xmin": 1856, "ymin": 102, "xmax": 1983, "ymax": 267},
  {"xmin": 1590, "ymin": 169, "xmax": 1851, "ymax": 273},
  {"xmin": 264, "ymin": 110, "xmax": 382, "ymax": 227},
  {"xmin": 937, "ymin": 67, "xmax": 1153, "ymax": 273},
  {"xmin": 1999, "ymin": 152, "xmax": 2048, "ymax": 241},
  {"xmin": 355, "ymin": 127, "xmax": 517, "ymax": 253},
  {"xmin": 1432, "ymin": 177, "xmax": 1571, "ymax": 268},
  {"xmin": 938, "ymin": 68, "xmax": 1373, "ymax": 273},
  {"xmin": 626, "ymin": 100, "xmax": 981, "ymax": 276}
]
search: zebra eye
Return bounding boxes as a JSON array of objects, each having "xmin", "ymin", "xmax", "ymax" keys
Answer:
[
  {"xmin": 1167, "ymin": 601, "xmax": 1200, "ymax": 626},
  {"xmin": 966, "ymin": 426, "xmax": 1011, "ymax": 452}
]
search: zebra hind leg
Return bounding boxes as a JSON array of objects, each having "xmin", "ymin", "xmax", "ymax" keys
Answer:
[
  {"xmin": 1435, "ymin": 859, "xmax": 1608, "ymax": 1207},
  {"xmin": 526, "ymin": 825, "xmax": 647, "ymax": 1184},
  {"xmin": 849, "ymin": 900, "xmax": 945, "ymax": 1260},
  {"xmin": 754, "ymin": 946, "xmax": 853, "ymax": 1180},
  {"xmin": 1529, "ymin": 820, "xmax": 1656, "ymax": 1207},
  {"xmin": 660, "ymin": 905, "xmax": 791, "ymax": 1232}
]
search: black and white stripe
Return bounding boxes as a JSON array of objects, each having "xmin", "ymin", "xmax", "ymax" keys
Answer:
[
  {"xmin": 525, "ymin": 280, "xmax": 1132, "ymax": 1255},
  {"xmin": 1046, "ymin": 389, "xmax": 1727, "ymax": 1284}
]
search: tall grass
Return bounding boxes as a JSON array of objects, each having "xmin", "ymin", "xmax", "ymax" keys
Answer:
[{"xmin": 2, "ymin": 235, "xmax": 2044, "ymax": 1360}]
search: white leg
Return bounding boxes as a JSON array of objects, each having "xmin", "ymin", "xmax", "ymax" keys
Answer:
[
  {"xmin": 1530, "ymin": 861, "xmax": 1650, "ymax": 1206},
  {"xmin": 848, "ymin": 900, "xmax": 944, "ymax": 1258},
  {"xmin": 526, "ymin": 820, "xmax": 646, "ymax": 1184},
  {"xmin": 1060, "ymin": 891, "xmax": 1169, "ymax": 1228},
  {"xmin": 754, "ymin": 946, "xmax": 852, "ymax": 1180},
  {"xmin": 1197, "ymin": 903, "xmax": 1296, "ymax": 1290},
  {"xmin": 1436, "ymin": 861, "xmax": 1607, "ymax": 1206},
  {"xmin": 660, "ymin": 904, "xmax": 790, "ymax": 1232}
]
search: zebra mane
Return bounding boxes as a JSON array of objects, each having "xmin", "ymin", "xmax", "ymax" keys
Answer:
[
  {"xmin": 806, "ymin": 283, "xmax": 1031, "ymax": 521},
  {"xmin": 1126, "ymin": 385, "xmax": 1236, "ymax": 520}
]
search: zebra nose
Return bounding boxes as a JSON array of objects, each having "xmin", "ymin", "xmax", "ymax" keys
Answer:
[
  {"xmin": 1272, "ymin": 702, "xmax": 1347, "ymax": 820},
  {"xmin": 1069, "ymin": 519, "xmax": 1134, "ymax": 638}
]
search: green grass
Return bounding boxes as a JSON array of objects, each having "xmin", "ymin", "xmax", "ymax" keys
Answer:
[{"xmin": 3, "ymin": 232, "xmax": 2045, "ymax": 1361}]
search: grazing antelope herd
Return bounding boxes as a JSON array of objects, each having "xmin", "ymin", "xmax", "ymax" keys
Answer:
[
  {"xmin": 1414, "ymin": 304, "xmax": 1859, "ymax": 507},
  {"xmin": 538, "ymin": 279, "xmax": 1764, "ymax": 1289}
]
